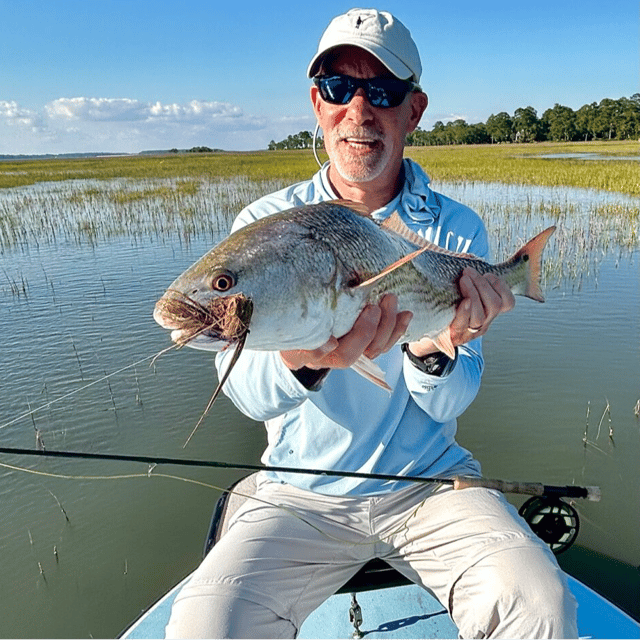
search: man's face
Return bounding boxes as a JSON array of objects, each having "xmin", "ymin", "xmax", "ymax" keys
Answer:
[{"xmin": 311, "ymin": 46, "xmax": 427, "ymax": 189}]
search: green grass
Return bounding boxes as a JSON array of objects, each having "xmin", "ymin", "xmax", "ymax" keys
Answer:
[
  {"xmin": 0, "ymin": 141, "xmax": 637, "ymax": 282},
  {"xmin": 0, "ymin": 151, "xmax": 319, "ymax": 190},
  {"xmin": 1, "ymin": 141, "xmax": 638, "ymax": 194},
  {"xmin": 405, "ymin": 140, "xmax": 640, "ymax": 196}
]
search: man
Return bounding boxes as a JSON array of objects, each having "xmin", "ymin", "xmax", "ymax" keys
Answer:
[{"xmin": 166, "ymin": 8, "xmax": 577, "ymax": 638}]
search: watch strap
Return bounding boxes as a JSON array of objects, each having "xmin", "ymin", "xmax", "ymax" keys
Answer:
[{"xmin": 401, "ymin": 343, "xmax": 457, "ymax": 377}]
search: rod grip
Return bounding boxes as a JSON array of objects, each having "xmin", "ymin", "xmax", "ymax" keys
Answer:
[
  {"xmin": 453, "ymin": 476, "xmax": 601, "ymax": 501},
  {"xmin": 454, "ymin": 476, "xmax": 544, "ymax": 495}
]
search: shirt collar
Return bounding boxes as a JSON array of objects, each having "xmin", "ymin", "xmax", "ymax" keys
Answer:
[
  {"xmin": 315, "ymin": 158, "xmax": 440, "ymax": 225},
  {"xmin": 396, "ymin": 158, "xmax": 439, "ymax": 223}
]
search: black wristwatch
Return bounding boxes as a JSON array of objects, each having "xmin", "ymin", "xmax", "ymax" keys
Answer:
[
  {"xmin": 401, "ymin": 343, "xmax": 457, "ymax": 377},
  {"xmin": 291, "ymin": 366, "xmax": 330, "ymax": 391}
]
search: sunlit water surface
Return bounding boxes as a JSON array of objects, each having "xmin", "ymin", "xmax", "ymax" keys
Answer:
[{"xmin": 0, "ymin": 179, "xmax": 638, "ymax": 637}]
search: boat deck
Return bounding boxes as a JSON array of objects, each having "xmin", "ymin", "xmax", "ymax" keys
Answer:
[{"xmin": 121, "ymin": 573, "xmax": 640, "ymax": 639}]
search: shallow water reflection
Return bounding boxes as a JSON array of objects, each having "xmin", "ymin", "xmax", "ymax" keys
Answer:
[{"xmin": 0, "ymin": 179, "xmax": 638, "ymax": 636}]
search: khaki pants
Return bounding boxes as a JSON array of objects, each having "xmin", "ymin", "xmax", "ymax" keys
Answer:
[{"xmin": 166, "ymin": 477, "xmax": 577, "ymax": 639}]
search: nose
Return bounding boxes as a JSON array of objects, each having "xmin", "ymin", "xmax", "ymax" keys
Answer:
[{"xmin": 345, "ymin": 88, "xmax": 374, "ymax": 124}]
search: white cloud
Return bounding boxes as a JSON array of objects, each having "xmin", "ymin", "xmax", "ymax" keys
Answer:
[
  {"xmin": 0, "ymin": 97, "xmax": 289, "ymax": 153},
  {"xmin": 46, "ymin": 97, "xmax": 147, "ymax": 122},
  {"xmin": 0, "ymin": 100, "xmax": 46, "ymax": 131},
  {"xmin": 45, "ymin": 97, "xmax": 251, "ymax": 125}
]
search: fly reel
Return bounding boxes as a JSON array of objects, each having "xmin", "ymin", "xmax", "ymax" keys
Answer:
[{"xmin": 518, "ymin": 496, "xmax": 580, "ymax": 555}]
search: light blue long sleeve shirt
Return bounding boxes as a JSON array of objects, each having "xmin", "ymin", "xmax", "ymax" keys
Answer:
[{"xmin": 216, "ymin": 159, "xmax": 488, "ymax": 495}]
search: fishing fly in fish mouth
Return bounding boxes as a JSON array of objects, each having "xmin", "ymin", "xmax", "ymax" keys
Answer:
[{"xmin": 154, "ymin": 290, "xmax": 253, "ymax": 349}]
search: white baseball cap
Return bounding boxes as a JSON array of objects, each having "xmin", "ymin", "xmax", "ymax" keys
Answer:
[{"xmin": 307, "ymin": 8, "xmax": 422, "ymax": 84}]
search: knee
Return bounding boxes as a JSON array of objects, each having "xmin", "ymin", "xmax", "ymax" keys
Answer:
[
  {"xmin": 166, "ymin": 587, "xmax": 296, "ymax": 639},
  {"xmin": 452, "ymin": 546, "xmax": 578, "ymax": 638}
]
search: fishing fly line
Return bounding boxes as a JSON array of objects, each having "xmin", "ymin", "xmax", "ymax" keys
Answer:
[
  {"xmin": 0, "ymin": 352, "xmax": 162, "ymax": 432},
  {"xmin": 0, "ymin": 459, "xmax": 394, "ymax": 547}
]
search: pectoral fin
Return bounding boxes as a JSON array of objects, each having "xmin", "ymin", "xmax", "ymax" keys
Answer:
[
  {"xmin": 432, "ymin": 328, "xmax": 457, "ymax": 360},
  {"xmin": 350, "ymin": 355, "xmax": 392, "ymax": 392},
  {"xmin": 354, "ymin": 245, "xmax": 429, "ymax": 290}
]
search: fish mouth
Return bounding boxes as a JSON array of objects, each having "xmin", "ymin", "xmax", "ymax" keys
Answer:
[{"xmin": 153, "ymin": 290, "xmax": 253, "ymax": 349}]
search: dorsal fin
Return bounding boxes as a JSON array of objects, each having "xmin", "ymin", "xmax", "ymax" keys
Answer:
[
  {"xmin": 381, "ymin": 211, "xmax": 480, "ymax": 260},
  {"xmin": 381, "ymin": 211, "xmax": 431, "ymax": 247}
]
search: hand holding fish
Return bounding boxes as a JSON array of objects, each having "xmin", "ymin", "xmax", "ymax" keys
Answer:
[
  {"xmin": 280, "ymin": 294, "xmax": 413, "ymax": 371},
  {"xmin": 281, "ymin": 267, "xmax": 516, "ymax": 373},
  {"xmin": 407, "ymin": 267, "xmax": 516, "ymax": 358}
]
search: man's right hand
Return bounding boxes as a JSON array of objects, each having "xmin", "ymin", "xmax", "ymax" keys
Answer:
[{"xmin": 280, "ymin": 294, "xmax": 413, "ymax": 371}]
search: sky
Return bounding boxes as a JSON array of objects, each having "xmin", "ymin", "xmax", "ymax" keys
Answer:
[{"xmin": 1, "ymin": 0, "xmax": 638, "ymax": 155}]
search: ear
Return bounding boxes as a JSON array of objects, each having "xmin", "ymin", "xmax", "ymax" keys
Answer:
[
  {"xmin": 407, "ymin": 91, "xmax": 428, "ymax": 133},
  {"xmin": 310, "ymin": 85, "xmax": 323, "ymax": 120}
]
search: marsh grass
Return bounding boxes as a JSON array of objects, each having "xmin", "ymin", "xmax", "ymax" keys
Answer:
[
  {"xmin": 405, "ymin": 140, "xmax": 640, "ymax": 196},
  {"xmin": 0, "ymin": 175, "xmax": 288, "ymax": 248},
  {"xmin": 2, "ymin": 141, "xmax": 638, "ymax": 193},
  {"xmin": 0, "ymin": 141, "xmax": 637, "ymax": 284},
  {"xmin": 0, "ymin": 151, "xmax": 318, "ymax": 190}
]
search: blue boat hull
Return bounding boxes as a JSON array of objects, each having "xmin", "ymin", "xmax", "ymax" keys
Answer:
[{"xmin": 121, "ymin": 571, "xmax": 640, "ymax": 639}]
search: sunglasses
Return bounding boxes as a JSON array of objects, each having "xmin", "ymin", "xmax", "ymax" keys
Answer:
[{"xmin": 313, "ymin": 74, "xmax": 419, "ymax": 109}]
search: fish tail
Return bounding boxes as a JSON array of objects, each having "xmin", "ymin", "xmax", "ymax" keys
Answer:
[{"xmin": 509, "ymin": 226, "xmax": 556, "ymax": 302}]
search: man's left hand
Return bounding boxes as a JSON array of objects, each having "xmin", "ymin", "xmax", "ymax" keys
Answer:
[{"xmin": 408, "ymin": 267, "xmax": 515, "ymax": 358}]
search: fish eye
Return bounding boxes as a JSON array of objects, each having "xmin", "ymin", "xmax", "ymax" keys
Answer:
[{"xmin": 211, "ymin": 271, "xmax": 236, "ymax": 292}]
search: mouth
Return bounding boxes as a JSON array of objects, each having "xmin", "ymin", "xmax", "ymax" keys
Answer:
[
  {"xmin": 154, "ymin": 290, "xmax": 253, "ymax": 349},
  {"xmin": 342, "ymin": 136, "xmax": 381, "ymax": 152}
]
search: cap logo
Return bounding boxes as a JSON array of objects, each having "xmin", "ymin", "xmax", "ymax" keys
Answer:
[{"xmin": 355, "ymin": 16, "xmax": 363, "ymax": 28}]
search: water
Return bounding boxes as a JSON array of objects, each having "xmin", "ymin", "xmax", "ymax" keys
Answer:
[
  {"xmin": 536, "ymin": 153, "xmax": 640, "ymax": 161},
  {"xmin": 0, "ymin": 180, "xmax": 638, "ymax": 637}
]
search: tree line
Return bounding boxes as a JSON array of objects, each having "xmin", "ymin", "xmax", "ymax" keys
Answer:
[
  {"xmin": 267, "ymin": 131, "xmax": 322, "ymax": 151},
  {"xmin": 409, "ymin": 95, "xmax": 640, "ymax": 145},
  {"xmin": 268, "ymin": 95, "xmax": 639, "ymax": 149}
]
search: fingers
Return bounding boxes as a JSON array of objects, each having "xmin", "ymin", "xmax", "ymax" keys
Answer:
[
  {"xmin": 363, "ymin": 294, "xmax": 413, "ymax": 360},
  {"xmin": 280, "ymin": 294, "xmax": 412, "ymax": 371},
  {"xmin": 334, "ymin": 294, "xmax": 411, "ymax": 364},
  {"xmin": 280, "ymin": 337, "xmax": 339, "ymax": 371},
  {"xmin": 452, "ymin": 268, "xmax": 515, "ymax": 343}
]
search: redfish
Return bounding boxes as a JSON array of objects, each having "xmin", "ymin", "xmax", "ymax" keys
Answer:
[{"xmin": 154, "ymin": 200, "xmax": 554, "ymax": 387}]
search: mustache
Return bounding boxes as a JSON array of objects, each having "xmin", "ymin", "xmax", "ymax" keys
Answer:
[{"xmin": 332, "ymin": 126, "xmax": 383, "ymax": 142}]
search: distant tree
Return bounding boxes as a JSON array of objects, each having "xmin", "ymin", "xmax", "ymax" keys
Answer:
[
  {"xmin": 267, "ymin": 130, "xmax": 322, "ymax": 150},
  {"xmin": 513, "ymin": 106, "xmax": 540, "ymax": 142},
  {"xmin": 467, "ymin": 122, "xmax": 491, "ymax": 144},
  {"xmin": 616, "ymin": 96, "xmax": 640, "ymax": 139},
  {"xmin": 486, "ymin": 112, "xmax": 513, "ymax": 143},
  {"xmin": 405, "ymin": 126, "xmax": 430, "ymax": 146},
  {"xmin": 430, "ymin": 121, "xmax": 446, "ymax": 145},
  {"xmin": 542, "ymin": 104, "xmax": 578, "ymax": 141},
  {"xmin": 575, "ymin": 103, "xmax": 599, "ymax": 141},
  {"xmin": 593, "ymin": 98, "xmax": 620, "ymax": 140}
]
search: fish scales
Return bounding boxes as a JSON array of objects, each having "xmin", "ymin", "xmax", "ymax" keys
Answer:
[{"xmin": 154, "ymin": 200, "xmax": 555, "ymax": 386}]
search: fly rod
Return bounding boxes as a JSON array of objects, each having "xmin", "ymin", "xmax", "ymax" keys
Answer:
[{"xmin": 0, "ymin": 446, "xmax": 600, "ymax": 501}]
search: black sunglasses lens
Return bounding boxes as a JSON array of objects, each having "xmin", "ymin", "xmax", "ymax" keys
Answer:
[
  {"xmin": 319, "ymin": 76, "xmax": 354, "ymax": 104},
  {"xmin": 317, "ymin": 76, "xmax": 411, "ymax": 108},
  {"xmin": 367, "ymin": 79, "xmax": 409, "ymax": 107}
]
